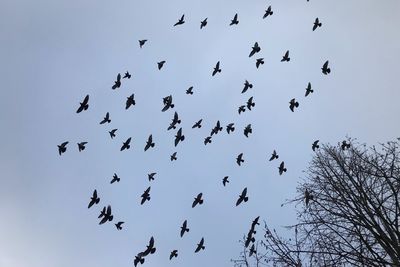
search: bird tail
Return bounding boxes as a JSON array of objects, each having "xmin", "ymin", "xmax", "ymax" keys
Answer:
[
  {"xmin": 327, "ymin": 68, "xmax": 331, "ymax": 73},
  {"xmin": 284, "ymin": 168, "xmax": 287, "ymax": 172},
  {"xmin": 181, "ymin": 136, "xmax": 185, "ymax": 141},
  {"xmin": 186, "ymin": 228, "xmax": 189, "ymax": 232},
  {"xmin": 318, "ymin": 23, "xmax": 322, "ymax": 27},
  {"xmin": 171, "ymin": 104, "xmax": 175, "ymax": 108},
  {"xmin": 109, "ymin": 215, "xmax": 113, "ymax": 221},
  {"xmin": 271, "ymin": 11, "xmax": 274, "ymax": 15},
  {"xmin": 199, "ymin": 199, "xmax": 204, "ymax": 204},
  {"xmin": 107, "ymin": 119, "xmax": 111, "ymax": 123},
  {"xmin": 244, "ymin": 197, "xmax": 249, "ymax": 202},
  {"xmin": 127, "ymin": 145, "xmax": 130, "ymax": 149},
  {"xmin": 96, "ymin": 199, "xmax": 100, "ymax": 204},
  {"xmin": 84, "ymin": 105, "xmax": 88, "ymax": 110},
  {"xmin": 151, "ymin": 143, "xmax": 155, "ymax": 147},
  {"xmin": 147, "ymin": 196, "xmax": 151, "ymax": 201},
  {"xmin": 295, "ymin": 103, "xmax": 299, "ymax": 107}
]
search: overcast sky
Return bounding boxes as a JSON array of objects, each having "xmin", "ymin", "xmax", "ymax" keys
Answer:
[{"xmin": 1, "ymin": 0, "xmax": 400, "ymax": 266}]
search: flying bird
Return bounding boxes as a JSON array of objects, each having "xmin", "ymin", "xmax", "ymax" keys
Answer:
[
  {"xmin": 341, "ymin": 140, "xmax": 350, "ymax": 150},
  {"xmin": 192, "ymin": 119, "xmax": 202, "ymax": 129},
  {"xmin": 180, "ymin": 220, "xmax": 189, "ymax": 237},
  {"xmin": 58, "ymin": 141, "xmax": 68, "ymax": 155},
  {"xmin": 99, "ymin": 205, "xmax": 113, "ymax": 225},
  {"xmin": 192, "ymin": 193, "xmax": 204, "ymax": 208},
  {"xmin": 200, "ymin": 18, "xmax": 208, "ymax": 29},
  {"xmin": 281, "ymin": 50, "xmax": 290, "ymax": 62},
  {"xmin": 144, "ymin": 134, "xmax": 155, "ymax": 151},
  {"xmin": 88, "ymin": 189, "xmax": 100, "ymax": 209},
  {"xmin": 77, "ymin": 142, "xmax": 88, "ymax": 152},
  {"xmin": 256, "ymin": 58, "xmax": 264, "ymax": 68},
  {"xmin": 112, "ymin": 73, "xmax": 121, "ymax": 90},
  {"xmin": 170, "ymin": 152, "xmax": 177, "ymax": 161},
  {"xmin": 157, "ymin": 60, "xmax": 166, "ymax": 70},
  {"xmin": 204, "ymin": 136, "xmax": 212, "ymax": 145},
  {"xmin": 170, "ymin": 250, "xmax": 178, "ymax": 260},
  {"xmin": 312, "ymin": 140, "xmax": 320, "ymax": 151},
  {"xmin": 278, "ymin": 161, "xmax": 287, "ymax": 175},
  {"xmin": 110, "ymin": 173, "xmax": 120, "ymax": 184},
  {"xmin": 289, "ymin": 98, "xmax": 299, "ymax": 112},
  {"xmin": 226, "ymin": 123, "xmax": 235, "ymax": 134},
  {"xmin": 242, "ymin": 80, "xmax": 253, "ymax": 93},
  {"xmin": 230, "ymin": 13, "xmax": 239, "ymax": 25},
  {"xmin": 99, "ymin": 112, "xmax": 111, "ymax": 124},
  {"xmin": 76, "ymin": 95, "xmax": 89, "ymax": 113},
  {"xmin": 247, "ymin": 96, "xmax": 255, "ymax": 110},
  {"xmin": 174, "ymin": 14, "xmax": 185, "ymax": 26},
  {"xmin": 168, "ymin": 112, "xmax": 181, "ymax": 130},
  {"xmin": 195, "ymin": 238, "xmax": 205, "ymax": 253},
  {"xmin": 210, "ymin": 120, "xmax": 223, "ymax": 136},
  {"xmin": 126, "ymin": 94, "xmax": 136, "ymax": 109},
  {"xmin": 269, "ymin": 150, "xmax": 279, "ymax": 161},
  {"xmin": 244, "ymin": 124, "xmax": 252, "ymax": 138},
  {"xmin": 305, "ymin": 82, "xmax": 313, "ymax": 97},
  {"xmin": 140, "ymin": 186, "xmax": 151, "ymax": 205},
  {"xmin": 174, "ymin": 128, "xmax": 185, "ymax": 147},
  {"xmin": 322, "ymin": 60, "xmax": 331, "ymax": 75},
  {"xmin": 109, "ymin": 129, "xmax": 117, "ymax": 139},
  {"xmin": 148, "ymin": 172, "xmax": 156, "ymax": 181},
  {"xmin": 123, "ymin": 71, "xmax": 131, "ymax": 79},
  {"xmin": 313, "ymin": 17, "xmax": 322, "ymax": 31},
  {"xmin": 134, "ymin": 253, "xmax": 145, "ymax": 267},
  {"xmin": 186, "ymin": 86, "xmax": 194, "ymax": 95},
  {"xmin": 143, "ymin": 236, "xmax": 156, "ymax": 256},
  {"xmin": 249, "ymin": 244, "xmax": 257, "ymax": 257},
  {"xmin": 120, "ymin": 137, "xmax": 132, "ymax": 151},
  {"xmin": 236, "ymin": 153, "xmax": 244, "ymax": 166},
  {"xmin": 263, "ymin": 6, "xmax": 273, "ymax": 18},
  {"xmin": 251, "ymin": 216, "xmax": 260, "ymax": 229},
  {"xmin": 162, "ymin": 95, "xmax": 174, "ymax": 112},
  {"xmin": 139, "ymin": 39, "xmax": 147, "ymax": 48},
  {"xmin": 249, "ymin": 42, "xmax": 261, "ymax": 57},
  {"xmin": 212, "ymin": 61, "xmax": 221, "ymax": 76},
  {"xmin": 115, "ymin": 221, "xmax": 124, "ymax": 230},
  {"xmin": 236, "ymin": 187, "xmax": 249, "ymax": 206},
  {"xmin": 222, "ymin": 176, "xmax": 229, "ymax": 186},
  {"xmin": 238, "ymin": 105, "xmax": 246, "ymax": 114},
  {"xmin": 98, "ymin": 206, "xmax": 106, "ymax": 219}
]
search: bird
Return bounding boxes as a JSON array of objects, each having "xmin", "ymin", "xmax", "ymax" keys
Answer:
[
  {"xmin": 174, "ymin": 128, "xmax": 185, "ymax": 147},
  {"xmin": 244, "ymin": 124, "xmax": 252, "ymax": 138},
  {"xmin": 251, "ymin": 216, "xmax": 260, "ymax": 229},
  {"xmin": 263, "ymin": 6, "xmax": 273, "ymax": 18},
  {"xmin": 99, "ymin": 205, "xmax": 113, "ymax": 225},
  {"xmin": 112, "ymin": 73, "xmax": 121, "ymax": 90},
  {"xmin": 192, "ymin": 193, "xmax": 204, "ymax": 208},
  {"xmin": 312, "ymin": 140, "xmax": 320, "ymax": 151},
  {"xmin": 134, "ymin": 252, "xmax": 145, "ymax": 267},
  {"xmin": 76, "ymin": 95, "xmax": 89, "ymax": 113},
  {"xmin": 305, "ymin": 82, "xmax": 313, "ymax": 97},
  {"xmin": 115, "ymin": 221, "xmax": 124, "ymax": 230},
  {"xmin": 236, "ymin": 187, "xmax": 249, "ymax": 206},
  {"xmin": 98, "ymin": 206, "xmax": 106, "ymax": 219},
  {"xmin": 249, "ymin": 42, "xmax": 261, "ymax": 57},
  {"xmin": 242, "ymin": 80, "xmax": 253, "ymax": 93},
  {"xmin": 143, "ymin": 236, "xmax": 156, "ymax": 256},
  {"xmin": 256, "ymin": 58, "xmax": 264, "ymax": 68},
  {"xmin": 180, "ymin": 220, "xmax": 190, "ymax": 237},
  {"xmin": 168, "ymin": 112, "xmax": 181, "ymax": 130},
  {"xmin": 88, "ymin": 189, "xmax": 100, "ymax": 209},
  {"xmin": 148, "ymin": 172, "xmax": 156, "ymax": 181},
  {"xmin": 170, "ymin": 152, "xmax": 177, "ymax": 161},
  {"xmin": 200, "ymin": 18, "xmax": 208, "ymax": 29},
  {"xmin": 289, "ymin": 98, "xmax": 299, "ymax": 112},
  {"xmin": 281, "ymin": 50, "xmax": 290, "ymax": 62},
  {"xmin": 170, "ymin": 250, "xmax": 178, "ymax": 260},
  {"xmin": 230, "ymin": 13, "xmax": 239, "ymax": 25},
  {"xmin": 236, "ymin": 153, "xmax": 244, "ymax": 166},
  {"xmin": 110, "ymin": 173, "xmax": 120, "ymax": 184},
  {"xmin": 238, "ymin": 105, "xmax": 246, "ymax": 114},
  {"xmin": 162, "ymin": 95, "xmax": 174, "ymax": 112},
  {"xmin": 109, "ymin": 129, "xmax": 117, "ymax": 139},
  {"xmin": 341, "ymin": 140, "xmax": 350, "ymax": 150},
  {"xmin": 313, "ymin": 17, "xmax": 322, "ymax": 31},
  {"xmin": 192, "ymin": 119, "xmax": 202, "ymax": 129},
  {"xmin": 305, "ymin": 189, "xmax": 314, "ymax": 206},
  {"xmin": 140, "ymin": 187, "xmax": 151, "ymax": 205},
  {"xmin": 212, "ymin": 61, "xmax": 221, "ymax": 76},
  {"xmin": 174, "ymin": 14, "xmax": 185, "ymax": 26},
  {"xmin": 144, "ymin": 134, "xmax": 155, "ymax": 151},
  {"xmin": 186, "ymin": 86, "xmax": 194, "ymax": 95},
  {"xmin": 269, "ymin": 150, "xmax": 279, "ymax": 161},
  {"xmin": 278, "ymin": 161, "xmax": 287, "ymax": 175},
  {"xmin": 226, "ymin": 123, "xmax": 235, "ymax": 134},
  {"xmin": 210, "ymin": 120, "xmax": 223, "ymax": 136},
  {"xmin": 204, "ymin": 136, "xmax": 212, "ymax": 145},
  {"xmin": 247, "ymin": 97, "xmax": 255, "ymax": 110},
  {"xmin": 138, "ymin": 39, "xmax": 147, "ymax": 48},
  {"xmin": 120, "ymin": 137, "xmax": 132, "ymax": 151},
  {"xmin": 99, "ymin": 112, "xmax": 111, "ymax": 124},
  {"xmin": 245, "ymin": 231, "xmax": 255, "ymax": 248},
  {"xmin": 322, "ymin": 60, "xmax": 331, "ymax": 75},
  {"xmin": 249, "ymin": 244, "xmax": 257, "ymax": 257},
  {"xmin": 58, "ymin": 141, "xmax": 68, "ymax": 155},
  {"xmin": 157, "ymin": 60, "xmax": 166, "ymax": 70},
  {"xmin": 123, "ymin": 71, "xmax": 131, "ymax": 79},
  {"xmin": 77, "ymin": 142, "xmax": 88, "ymax": 152},
  {"xmin": 126, "ymin": 94, "xmax": 136, "ymax": 109},
  {"xmin": 195, "ymin": 238, "xmax": 205, "ymax": 253},
  {"xmin": 222, "ymin": 176, "xmax": 229, "ymax": 186}
]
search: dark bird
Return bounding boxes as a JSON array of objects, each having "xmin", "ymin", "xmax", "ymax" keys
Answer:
[
  {"xmin": 210, "ymin": 120, "xmax": 223, "ymax": 136},
  {"xmin": 162, "ymin": 95, "xmax": 174, "ymax": 112},
  {"xmin": 238, "ymin": 105, "xmax": 246, "ymax": 114},
  {"xmin": 195, "ymin": 238, "xmax": 205, "ymax": 253},
  {"xmin": 99, "ymin": 205, "xmax": 113, "ymax": 225},
  {"xmin": 200, "ymin": 18, "xmax": 208, "ymax": 29},
  {"xmin": 174, "ymin": 14, "xmax": 185, "ymax": 26},
  {"xmin": 115, "ymin": 221, "xmax": 124, "ymax": 230},
  {"xmin": 143, "ymin": 236, "xmax": 156, "ymax": 256},
  {"xmin": 88, "ymin": 189, "xmax": 100, "ymax": 209},
  {"xmin": 212, "ymin": 61, "xmax": 221, "ymax": 76},
  {"xmin": 281, "ymin": 50, "xmax": 290, "ymax": 62},
  {"xmin": 263, "ymin": 5, "xmax": 273, "ymax": 18},
  {"xmin": 305, "ymin": 189, "xmax": 314, "ymax": 206},
  {"xmin": 78, "ymin": 142, "xmax": 88, "ymax": 152},
  {"xmin": 242, "ymin": 80, "xmax": 253, "ymax": 93},
  {"xmin": 204, "ymin": 136, "xmax": 212, "ymax": 145},
  {"xmin": 289, "ymin": 98, "xmax": 299, "ymax": 112},
  {"xmin": 247, "ymin": 96, "xmax": 255, "ymax": 110},
  {"xmin": 222, "ymin": 176, "xmax": 229, "ymax": 186},
  {"xmin": 251, "ymin": 216, "xmax": 260, "ymax": 229},
  {"xmin": 269, "ymin": 150, "xmax": 279, "ymax": 161},
  {"xmin": 148, "ymin": 172, "xmax": 156, "ymax": 181},
  {"xmin": 126, "ymin": 94, "xmax": 136, "ymax": 109},
  {"xmin": 112, "ymin": 73, "xmax": 121, "ymax": 90},
  {"xmin": 226, "ymin": 123, "xmax": 235, "ymax": 134},
  {"xmin": 305, "ymin": 82, "xmax": 313, "ymax": 97},
  {"xmin": 109, "ymin": 129, "xmax": 117, "ymax": 139},
  {"xmin": 341, "ymin": 140, "xmax": 350, "ymax": 150},
  {"xmin": 312, "ymin": 140, "xmax": 320, "ymax": 151},
  {"xmin": 170, "ymin": 250, "xmax": 178, "ymax": 260},
  {"xmin": 140, "ymin": 186, "xmax": 151, "ymax": 205},
  {"xmin": 278, "ymin": 161, "xmax": 287, "ymax": 175},
  {"xmin": 192, "ymin": 119, "xmax": 202, "ymax": 129},
  {"xmin": 134, "ymin": 253, "xmax": 145, "ymax": 267},
  {"xmin": 230, "ymin": 13, "xmax": 239, "ymax": 25},
  {"xmin": 249, "ymin": 244, "xmax": 256, "ymax": 257},
  {"xmin": 98, "ymin": 206, "xmax": 106, "ymax": 219},
  {"xmin": 168, "ymin": 112, "xmax": 181, "ymax": 130},
  {"xmin": 174, "ymin": 128, "xmax": 185, "ymax": 147},
  {"xmin": 76, "ymin": 95, "xmax": 89, "ymax": 113},
  {"xmin": 180, "ymin": 220, "xmax": 189, "ymax": 237},
  {"xmin": 186, "ymin": 86, "xmax": 194, "ymax": 95},
  {"xmin": 256, "ymin": 58, "xmax": 264, "ymax": 68},
  {"xmin": 58, "ymin": 141, "xmax": 68, "ymax": 155},
  {"xmin": 139, "ymin": 39, "xmax": 147, "ymax": 48},
  {"xmin": 322, "ymin": 60, "xmax": 331, "ymax": 75},
  {"xmin": 245, "ymin": 232, "xmax": 255, "ymax": 248},
  {"xmin": 236, "ymin": 187, "xmax": 249, "ymax": 206},
  {"xmin": 244, "ymin": 124, "xmax": 252, "ymax": 138},
  {"xmin": 313, "ymin": 17, "xmax": 322, "ymax": 31},
  {"xmin": 157, "ymin": 60, "xmax": 166, "ymax": 70},
  {"xmin": 120, "ymin": 137, "xmax": 132, "ymax": 151},
  {"xmin": 144, "ymin": 134, "xmax": 155, "ymax": 151},
  {"xmin": 110, "ymin": 173, "xmax": 120, "ymax": 184},
  {"xmin": 192, "ymin": 193, "xmax": 204, "ymax": 208},
  {"xmin": 249, "ymin": 42, "xmax": 261, "ymax": 58},
  {"xmin": 236, "ymin": 153, "xmax": 244, "ymax": 166},
  {"xmin": 99, "ymin": 112, "xmax": 111, "ymax": 124},
  {"xmin": 123, "ymin": 71, "xmax": 131, "ymax": 79},
  {"xmin": 170, "ymin": 152, "xmax": 177, "ymax": 161}
]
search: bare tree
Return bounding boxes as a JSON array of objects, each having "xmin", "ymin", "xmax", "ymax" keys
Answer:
[{"xmin": 234, "ymin": 139, "xmax": 400, "ymax": 266}]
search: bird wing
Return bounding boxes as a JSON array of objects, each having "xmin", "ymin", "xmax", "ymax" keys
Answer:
[{"xmin": 83, "ymin": 95, "xmax": 89, "ymax": 105}]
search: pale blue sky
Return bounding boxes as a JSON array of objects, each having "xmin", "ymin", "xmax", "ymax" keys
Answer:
[{"xmin": 1, "ymin": 0, "xmax": 400, "ymax": 266}]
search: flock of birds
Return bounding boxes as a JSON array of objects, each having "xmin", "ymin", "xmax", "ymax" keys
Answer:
[{"xmin": 56, "ymin": 3, "xmax": 352, "ymax": 266}]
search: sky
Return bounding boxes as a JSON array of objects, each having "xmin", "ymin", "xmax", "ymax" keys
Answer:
[{"xmin": 1, "ymin": 0, "xmax": 400, "ymax": 266}]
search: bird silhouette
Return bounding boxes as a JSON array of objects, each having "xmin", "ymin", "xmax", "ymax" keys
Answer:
[
  {"xmin": 99, "ymin": 112, "xmax": 111, "ymax": 124},
  {"xmin": 186, "ymin": 86, "xmax": 194, "ymax": 95},
  {"xmin": 195, "ymin": 238, "xmax": 205, "ymax": 253},
  {"xmin": 123, "ymin": 71, "xmax": 131, "ymax": 79},
  {"xmin": 170, "ymin": 250, "xmax": 178, "ymax": 260},
  {"xmin": 249, "ymin": 244, "xmax": 257, "ymax": 257},
  {"xmin": 312, "ymin": 140, "xmax": 320, "ymax": 151},
  {"xmin": 192, "ymin": 119, "xmax": 203, "ymax": 129},
  {"xmin": 236, "ymin": 187, "xmax": 249, "ymax": 206},
  {"xmin": 157, "ymin": 61, "xmax": 166, "ymax": 70},
  {"xmin": 251, "ymin": 216, "xmax": 260, "ymax": 229},
  {"xmin": 222, "ymin": 176, "xmax": 229, "ymax": 186},
  {"xmin": 305, "ymin": 189, "xmax": 314, "ymax": 206},
  {"xmin": 281, "ymin": 50, "xmax": 290, "ymax": 62},
  {"xmin": 120, "ymin": 137, "xmax": 132, "ymax": 151},
  {"xmin": 143, "ymin": 236, "xmax": 156, "ymax": 256},
  {"xmin": 313, "ymin": 17, "xmax": 322, "ymax": 31},
  {"xmin": 139, "ymin": 39, "xmax": 147, "ymax": 48},
  {"xmin": 212, "ymin": 61, "xmax": 221, "ymax": 76},
  {"xmin": 168, "ymin": 112, "xmax": 181, "ymax": 130},
  {"xmin": 269, "ymin": 150, "xmax": 279, "ymax": 161},
  {"xmin": 98, "ymin": 206, "xmax": 106, "ymax": 219},
  {"xmin": 162, "ymin": 95, "xmax": 174, "ymax": 112},
  {"xmin": 245, "ymin": 231, "xmax": 255, "ymax": 248},
  {"xmin": 305, "ymin": 82, "xmax": 313, "ymax": 97},
  {"xmin": 77, "ymin": 142, "xmax": 87, "ymax": 152},
  {"xmin": 263, "ymin": 6, "xmax": 273, "ymax": 18},
  {"xmin": 200, "ymin": 18, "xmax": 208, "ymax": 29},
  {"xmin": 144, "ymin": 134, "xmax": 155, "ymax": 151},
  {"xmin": 110, "ymin": 173, "xmax": 120, "ymax": 184},
  {"xmin": 289, "ymin": 98, "xmax": 299, "ymax": 112},
  {"xmin": 148, "ymin": 172, "xmax": 156, "ymax": 181},
  {"xmin": 242, "ymin": 80, "xmax": 253, "ymax": 93},
  {"xmin": 247, "ymin": 96, "xmax": 255, "ymax": 110},
  {"xmin": 140, "ymin": 186, "xmax": 151, "ymax": 205},
  {"xmin": 180, "ymin": 220, "xmax": 190, "ymax": 237},
  {"xmin": 341, "ymin": 140, "xmax": 350, "ymax": 150},
  {"xmin": 278, "ymin": 161, "xmax": 287, "ymax": 175},
  {"xmin": 58, "ymin": 141, "xmax": 68, "ymax": 155},
  {"xmin": 99, "ymin": 205, "xmax": 113, "ymax": 225},
  {"xmin": 109, "ymin": 129, "xmax": 117, "ymax": 139},
  {"xmin": 174, "ymin": 14, "xmax": 185, "ymax": 26},
  {"xmin": 322, "ymin": 60, "xmax": 331, "ymax": 75},
  {"xmin": 230, "ymin": 13, "xmax": 239, "ymax": 25},
  {"xmin": 134, "ymin": 252, "xmax": 145, "ymax": 267},
  {"xmin": 236, "ymin": 153, "xmax": 244, "ymax": 166},
  {"xmin": 115, "ymin": 221, "xmax": 124, "ymax": 230},
  {"xmin": 244, "ymin": 124, "xmax": 252, "ymax": 137},
  {"xmin": 238, "ymin": 105, "xmax": 246, "ymax": 114},
  {"xmin": 174, "ymin": 128, "xmax": 185, "ymax": 147},
  {"xmin": 112, "ymin": 73, "xmax": 121, "ymax": 90},
  {"xmin": 192, "ymin": 193, "xmax": 204, "ymax": 208},
  {"xmin": 204, "ymin": 136, "xmax": 212, "ymax": 145},
  {"xmin": 126, "ymin": 94, "xmax": 136, "ymax": 110},
  {"xmin": 249, "ymin": 42, "xmax": 261, "ymax": 57},
  {"xmin": 226, "ymin": 123, "xmax": 235, "ymax": 134},
  {"xmin": 170, "ymin": 152, "xmax": 177, "ymax": 161},
  {"xmin": 210, "ymin": 120, "xmax": 223, "ymax": 136},
  {"xmin": 88, "ymin": 189, "xmax": 100, "ymax": 208},
  {"xmin": 256, "ymin": 58, "xmax": 264, "ymax": 68},
  {"xmin": 76, "ymin": 95, "xmax": 89, "ymax": 113}
]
